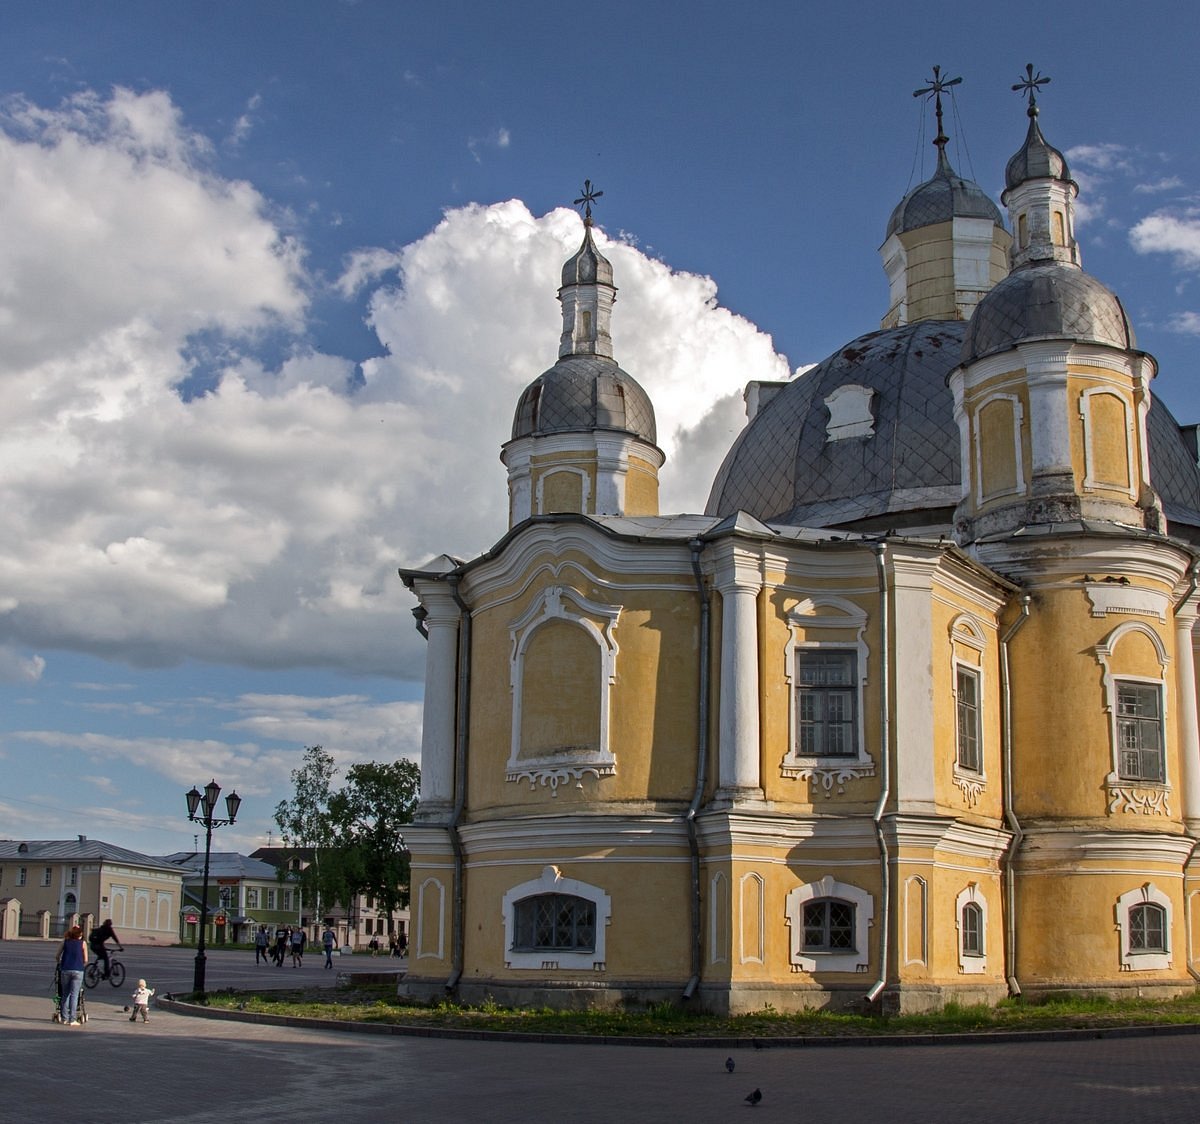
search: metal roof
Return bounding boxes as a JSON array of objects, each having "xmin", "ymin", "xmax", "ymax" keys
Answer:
[
  {"xmin": 0, "ymin": 838, "xmax": 181, "ymax": 873},
  {"xmin": 161, "ymin": 851, "xmax": 281, "ymax": 880},
  {"xmin": 510, "ymin": 355, "xmax": 657, "ymax": 444},
  {"xmin": 886, "ymin": 153, "xmax": 1005, "ymax": 238}
]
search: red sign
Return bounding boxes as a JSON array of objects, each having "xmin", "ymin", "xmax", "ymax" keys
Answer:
[
  {"xmin": 215, "ymin": 915, "xmax": 226, "ymax": 926},
  {"xmin": 184, "ymin": 913, "xmax": 199, "ymax": 923}
]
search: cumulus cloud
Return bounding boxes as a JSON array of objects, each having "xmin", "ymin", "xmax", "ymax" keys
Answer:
[
  {"xmin": 1166, "ymin": 311, "xmax": 1200, "ymax": 335},
  {"xmin": 0, "ymin": 646, "xmax": 46, "ymax": 683},
  {"xmin": 1130, "ymin": 210, "xmax": 1200, "ymax": 270},
  {"xmin": 0, "ymin": 89, "xmax": 786, "ymax": 693}
]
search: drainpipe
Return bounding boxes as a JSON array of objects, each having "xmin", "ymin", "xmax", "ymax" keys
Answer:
[
  {"xmin": 682, "ymin": 539, "xmax": 711, "ymax": 1001},
  {"xmin": 1172, "ymin": 563, "xmax": 1200, "ymax": 983},
  {"xmin": 445, "ymin": 574, "xmax": 472, "ymax": 993},
  {"xmin": 999, "ymin": 594, "xmax": 1031, "ymax": 997},
  {"xmin": 866, "ymin": 543, "xmax": 892, "ymax": 1005},
  {"xmin": 412, "ymin": 605, "xmax": 429, "ymax": 640}
]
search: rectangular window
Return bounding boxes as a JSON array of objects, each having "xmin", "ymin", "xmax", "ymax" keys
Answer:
[
  {"xmin": 266, "ymin": 889, "xmax": 276, "ymax": 910},
  {"xmin": 246, "ymin": 888, "xmax": 259, "ymax": 909},
  {"xmin": 796, "ymin": 650, "xmax": 857, "ymax": 757},
  {"xmin": 283, "ymin": 889, "xmax": 292, "ymax": 911},
  {"xmin": 802, "ymin": 899, "xmax": 855, "ymax": 952},
  {"xmin": 69, "ymin": 867, "xmax": 78, "ymax": 887},
  {"xmin": 956, "ymin": 666, "xmax": 982, "ymax": 772},
  {"xmin": 41, "ymin": 866, "xmax": 52, "ymax": 887},
  {"xmin": 18, "ymin": 867, "xmax": 26, "ymax": 887},
  {"xmin": 961, "ymin": 903, "xmax": 984, "ymax": 957},
  {"xmin": 1116, "ymin": 681, "xmax": 1165, "ymax": 783}
]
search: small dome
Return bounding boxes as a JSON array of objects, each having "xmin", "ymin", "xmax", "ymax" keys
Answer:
[
  {"xmin": 707, "ymin": 321, "xmax": 965, "ymax": 528},
  {"xmin": 511, "ymin": 355, "xmax": 656, "ymax": 444},
  {"xmin": 1005, "ymin": 115, "xmax": 1072, "ymax": 192},
  {"xmin": 561, "ymin": 223, "xmax": 614, "ymax": 288},
  {"xmin": 886, "ymin": 153, "xmax": 1005, "ymax": 239},
  {"xmin": 962, "ymin": 262, "xmax": 1135, "ymax": 364}
]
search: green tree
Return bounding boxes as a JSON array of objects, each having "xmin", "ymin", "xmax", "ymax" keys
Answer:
[{"xmin": 273, "ymin": 745, "xmax": 345, "ymax": 919}]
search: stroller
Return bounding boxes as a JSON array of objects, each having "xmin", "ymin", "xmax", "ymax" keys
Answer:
[{"xmin": 52, "ymin": 965, "xmax": 88, "ymax": 1024}]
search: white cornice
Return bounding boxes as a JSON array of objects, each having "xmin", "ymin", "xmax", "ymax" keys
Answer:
[
  {"xmin": 1018, "ymin": 828, "xmax": 1194, "ymax": 866},
  {"xmin": 459, "ymin": 815, "xmax": 686, "ymax": 852}
]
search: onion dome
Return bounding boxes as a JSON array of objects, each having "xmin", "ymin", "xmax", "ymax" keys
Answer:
[
  {"xmin": 1004, "ymin": 112, "xmax": 1072, "ymax": 192},
  {"xmin": 962, "ymin": 263, "xmax": 1135, "ymax": 364},
  {"xmin": 886, "ymin": 148, "xmax": 1005, "ymax": 239},
  {"xmin": 707, "ymin": 321, "xmax": 965, "ymax": 529},
  {"xmin": 511, "ymin": 356, "xmax": 657, "ymax": 443},
  {"xmin": 561, "ymin": 221, "xmax": 614, "ymax": 288}
]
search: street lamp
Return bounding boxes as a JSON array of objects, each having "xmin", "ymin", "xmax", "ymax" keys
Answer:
[{"xmin": 184, "ymin": 779, "xmax": 241, "ymax": 995}]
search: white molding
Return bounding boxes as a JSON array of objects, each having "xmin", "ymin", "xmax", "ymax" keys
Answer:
[
  {"xmin": 780, "ymin": 596, "xmax": 875, "ymax": 792},
  {"xmin": 973, "ymin": 391, "xmax": 1026, "ymax": 505},
  {"xmin": 951, "ymin": 656, "xmax": 986, "ymax": 806},
  {"xmin": 1084, "ymin": 583, "xmax": 1169, "ymax": 622},
  {"xmin": 824, "ymin": 383, "xmax": 875, "ymax": 442},
  {"xmin": 501, "ymin": 865, "xmax": 611, "ymax": 971},
  {"xmin": 710, "ymin": 872, "xmax": 729, "ymax": 965},
  {"xmin": 739, "ymin": 872, "xmax": 764, "ymax": 964},
  {"xmin": 415, "ymin": 877, "xmax": 445, "ymax": 961},
  {"xmin": 534, "ymin": 465, "xmax": 591, "ymax": 515},
  {"xmin": 507, "ymin": 585, "xmax": 620, "ymax": 794},
  {"xmin": 1115, "ymin": 882, "xmax": 1172, "ymax": 971},
  {"xmin": 903, "ymin": 875, "xmax": 928, "ymax": 966},
  {"xmin": 784, "ymin": 874, "xmax": 873, "ymax": 974},
  {"xmin": 1079, "ymin": 386, "xmax": 1136, "ymax": 498}
]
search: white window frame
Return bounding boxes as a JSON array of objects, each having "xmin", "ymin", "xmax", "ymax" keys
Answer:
[
  {"xmin": 954, "ymin": 663, "xmax": 983, "ymax": 774},
  {"xmin": 535, "ymin": 466, "xmax": 592, "ymax": 515},
  {"xmin": 1116, "ymin": 883, "xmax": 1172, "ymax": 971},
  {"xmin": 785, "ymin": 875, "xmax": 873, "ymax": 973},
  {"xmin": 502, "ymin": 866, "xmax": 610, "ymax": 971},
  {"xmin": 782, "ymin": 597, "xmax": 875, "ymax": 791},
  {"xmin": 507, "ymin": 584, "xmax": 620, "ymax": 794},
  {"xmin": 973, "ymin": 392, "xmax": 1026, "ymax": 504},
  {"xmin": 41, "ymin": 866, "xmax": 52, "ymax": 887},
  {"xmin": 955, "ymin": 884, "xmax": 989, "ymax": 974},
  {"xmin": 1079, "ymin": 386, "xmax": 1136, "ymax": 498}
]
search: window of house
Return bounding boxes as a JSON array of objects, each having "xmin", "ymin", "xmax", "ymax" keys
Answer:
[
  {"xmin": 961, "ymin": 901, "xmax": 984, "ymax": 957},
  {"xmin": 283, "ymin": 889, "xmax": 292, "ymax": 911},
  {"xmin": 1116, "ymin": 680, "xmax": 1164, "ymax": 783},
  {"xmin": 512, "ymin": 893, "xmax": 596, "ymax": 953},
  {"xmin": 69, "ymin": 867, "xmax": 77, "ymax": 887},
  {"xmin": 796, "ymin": 651, "xmax": 857, "ymax": 757},
  {"xmin": 266, "ymin": 889, "xmax": 276, "ymax": 910},
  {"xmin": 956, "ymin": 666, "xmax": 982, "ymax": 772},
  {"xmin": 801, "ymin": 898, "xmax": 856, "ymax": 952},
  {"xmin": 17, "ymin": 867, "xmax": 26, "ymax": 886},
  {"xmin": 246, "ymin": 888, "xmax": 259, "ymax": 909},
  {"xmin": 41, "ymin": 867, "xmax": 52, "ymax": 887},
  {"xmin": 1129, "ymin": 902, "xmax": 1167, "ymax": 954}
]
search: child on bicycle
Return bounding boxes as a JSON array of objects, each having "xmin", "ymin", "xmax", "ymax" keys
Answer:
[{"xmin": 129, "ymin": 978, "xmax": 154, "ymax": 1023}]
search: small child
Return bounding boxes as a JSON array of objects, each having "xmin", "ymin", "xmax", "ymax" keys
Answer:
[{"xmin": 129, "ymin": 978, "xmax": 154, "ymax": 1023}]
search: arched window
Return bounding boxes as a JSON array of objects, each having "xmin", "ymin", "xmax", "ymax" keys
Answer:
[
  {"xmin": 512, "ymin": 893, "xmax": 596, "ymax": 953},
  {"xmin": 961, "ymin": 901, "xmax": 984, "ymax": 957},
  {"xmin": 1129, "ymin": 902, "xmax": 1167, "ymax": 953},
  {"xmin": 802, "ymin": 898, "xmax": 855, "ymax": 952}
]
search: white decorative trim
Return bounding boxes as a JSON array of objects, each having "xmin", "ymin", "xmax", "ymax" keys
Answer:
[
  {"xmin": 950, "ymin": 646, "xmax": 986, "ymax": 805},
  {"xmin": 955, "ymin": 883, "xmax": 989, "ymax": 975},
  {"xmin": 710, "ymin": 872, "xmax": 729, "ymax": 965},
  {"xmin": 973, "ymin": 391, "xmax": 1026, "ymax": 505},
  {"xmin": 781, "ymin": 596, "xmax": 875, "ymax": 793},
  {"xmin": 948, "ymin": 613, "xmax": 987, "ymax": 652},
  {"xmin": 502, "ymin": 865, "xmax": 611, "ymax": 971},
  {"xmin": 534, "ymin": 465, "xmax": 591, "ymax": 515},
  {"xmin": 739, "ymin": 873, "xmax": 764, "ymax": 964},
  {"xmin": 824, "ymin": 384, "xmax": 875, "ymax": 441},
  {"xmin": 1079, "ymin": 386, "xmax": 1136, "ymax": 498},
  {"xmin": 903, "ymin": 875, "xmax": 927, "ymax": 966},
  {"xmin": 1084, "ymin": 582, "xmax": 1168, "ymax": 622},
  {"xmin": 1115, "ymin": 882, "xmax": 1172, "ymax": 971},
  {"xmin": 784, "ymin": 874, "xmax": 873, "ymax": 974},
  {"xmin": 415, "ymin": 878, "xmax": 445, "ymax": 961},
  {"xmin": 507, "ymin": 585, "xmax": 620, "ymax": 794},
  {"xmin": 1105, "ymin": 777, "xmax": 1171, "ymax": 817}
]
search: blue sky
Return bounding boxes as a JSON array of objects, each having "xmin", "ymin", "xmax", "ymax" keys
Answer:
[{"xmin": 2, "ymin": 1, "xmax": 1199, "ymax": 855}]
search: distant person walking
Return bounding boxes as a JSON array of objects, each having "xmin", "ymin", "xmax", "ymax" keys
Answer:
[
  {"xmin": 273, "ymin": 925, "xmax": 288, "ymax": 967},
  {"xmin": 57, "ymin": 925, "xmax": 87, "ymax": 1026},
  {"xmin": 290, "ymin": 926, "xmax": 305, "ymax": 967},
  {"xmin": 322, "ymin": 925, "xmax": 336, "ymax": 969},
  {"xmin": 254, "ymin": 925, "xmax": 269, "ymax": 965}
]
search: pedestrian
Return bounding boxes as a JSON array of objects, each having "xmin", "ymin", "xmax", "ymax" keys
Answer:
[
  {"xmin": 369, "ymin": 935, "xmax": 379, "ymax": 956},
  {"xmin": 322, "ymin": 924, "xmax": 336, "ymax": 969},
  {"xmin": 57, "ymin": 924, "xmax": 87, "ymax": 1027},
  {"xmin": 273, "ymin": 925, "xmax": 288, "ymax": 967},
  {"xmin": 290, "ymin": 925, "xmax": 304, "ymax": 967},
  {"xmin": 388, "ymin": 933, "xmax": 398, "ymax": 958},
  {"xmin": 129, "ymin": 978, "xmax": 155, "ymax": 1023},
  {"xmin": 254, "ymin": 924, "xmax": 269, "ymax": 965},
  {"xmin": 398, "ymin": 931, "xmax": 408, "ymax": 958}
]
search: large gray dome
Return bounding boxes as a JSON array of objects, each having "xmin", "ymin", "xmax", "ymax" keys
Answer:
[
  {"xmin": 886, "ymin": 154, "xmax": 1005, "ymax": 239},
  {"xmin": 511, "ymin": 356, "xmax": 657, "ymax": 444},
  {"xmin": 707, "ymin": 321, "xmax": 965, "ymax": 529},
  {"xmin": 963, "ymin": 262, "xmax": 1135, "ymax": 365}
]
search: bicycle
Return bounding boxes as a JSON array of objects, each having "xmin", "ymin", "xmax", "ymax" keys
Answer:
[{"xmin": 84, "ymin": 949, "xmax": 126, "ymax": 989}]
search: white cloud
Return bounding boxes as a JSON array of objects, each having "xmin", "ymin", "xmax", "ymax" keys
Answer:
[
  {"xmin": 1065, "ymin": 143, "xmax": 1132, "ymax": 174},
  {"xmin": 1130, "ymin": 211, "xmax": 1200, "ymax": 270},
  {"xmin": 1166, "ymin": 311, "xmax": 1200, "ymax": 335},
  {"xmin": 1134, "ymin": 176, "xmax": 1183, "ymax": 195},
  {"xmin": 0, "ymin": 647, "xmax": 45, "ymax": 683},
  {"xmin": 0, "ymin": 91, "xmax": 786, "ymax": 688},
  {"xmin": 467, "ymin": 127, "xmax": 512, "ymax": 164}
]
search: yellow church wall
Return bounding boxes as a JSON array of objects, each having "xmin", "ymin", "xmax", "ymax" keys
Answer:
[
  {"xmin": 1066, "ymin": 370, "xmax": 1140, "ymax": 502},
  {"xmin": 529, "ymin": 450, "xmax": 597, "ymax": 515},
  {"xmin": 624, "ymin": 455, "xmax": 660, "ymax": 516}
]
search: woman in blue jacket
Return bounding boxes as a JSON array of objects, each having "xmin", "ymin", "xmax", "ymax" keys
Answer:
[{"xmin": 58, "ymin": 925, "xmax": 87, "ymax": 1026}]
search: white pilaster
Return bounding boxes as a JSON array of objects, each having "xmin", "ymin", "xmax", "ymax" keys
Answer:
[
  {"xmin": 712, "ymin": 546, "xmax": 763, "ymax": 800},
  {"xmin": 1176, "ymin": 606, "xmax": 1200, "ymax": 833},
  {"xmin": 890, "ymin": 554, "xmax": 937, "ymax": 814},
  {"xmin": 412, "ymin": 582, "xmax": 461, "ymax": 819}
]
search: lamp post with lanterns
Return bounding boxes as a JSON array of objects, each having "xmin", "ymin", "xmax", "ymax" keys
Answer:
[{"xmin": 184, "ymin": 779, "xmax": 241, "ymax": 995}]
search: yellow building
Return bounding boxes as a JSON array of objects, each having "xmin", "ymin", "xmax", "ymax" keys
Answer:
[{"xmin": 399, "ymin": 82, "xmax": 1200, "ymax": 1014}]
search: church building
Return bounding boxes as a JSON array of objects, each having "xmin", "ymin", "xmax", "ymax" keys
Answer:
[{"xmin": 399, "ymin": 71, "xmax": 1200, "ymax": 1013}]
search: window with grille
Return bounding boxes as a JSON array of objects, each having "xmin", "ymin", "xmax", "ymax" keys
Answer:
[
  {"xmin": 796, "ymin": 651, "xmax": 857, "ymax": 757},
  {"xmin": 512, "ymin": 893, "xmax": 596, "ymax": 953},
  {"xmin": 802, "ymin": 898, "xmax": 856, "ymax": 952},
  {"xmin": 1129, "ymin": 902, "xmax": 1167, "ymax": 953},
  {"xmin": 1116, "ymin": 681, "xmax": 1164, "ymax": 783},
  {"xmin": 956, "ymin": 666, "xmax": 981, "ymax": 772},
  {"xmin": 961, "ymin": 901, "xmax": 984, "ymax": 957}
]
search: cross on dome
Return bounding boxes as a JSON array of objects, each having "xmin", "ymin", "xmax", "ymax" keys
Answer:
[
  {"xmin": 913, "ymin": 65, "xmax": 962, "ymax": 156},
  {"xmin": 573, "ymin": 179, "xmax": 604, "ymax": 226},
  {"xmin": 1012, "ymin": 63, "xmax": 1051, "ymax": 117}
]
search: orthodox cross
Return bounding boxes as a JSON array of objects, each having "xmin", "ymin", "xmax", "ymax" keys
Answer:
[
  {"xmin": 1013, "ymin": 63, "xmax": 1051, "ymax": 116},
  {"xmin": 574, "ymin": 179, "xmax": 603, "ymax": 224},
  {"xmin": 913, "ymin": 65, "xmax": 962, "ymax": 153}
]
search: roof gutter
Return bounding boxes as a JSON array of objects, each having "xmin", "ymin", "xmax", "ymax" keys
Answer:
[{"xmin": 444, "ymin": 574, "xmax": 471, "ymax": 994}]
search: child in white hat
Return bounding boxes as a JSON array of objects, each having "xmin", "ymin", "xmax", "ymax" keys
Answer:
[{"xmin": 129, "ymin": 978, "xmax": 154, "ymax": 1023}]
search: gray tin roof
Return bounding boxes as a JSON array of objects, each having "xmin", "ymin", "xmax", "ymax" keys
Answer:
[
  {"xmin": 886, "ymin": 152, "xmax": 1005, "ymax": 239},
  {"xmin": 0, "ymin": 838, "xmax": 181, "ymax": 874},
  {"xmin": 510, "ymin": 355, "xmax": 657, "ymax": 444}
]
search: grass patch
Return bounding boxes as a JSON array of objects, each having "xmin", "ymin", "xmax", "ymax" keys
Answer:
[{"xmin": 196, "ymin": 987, "xmax": 1200, "ymax": 1039}]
